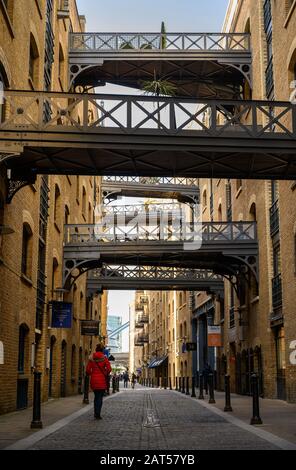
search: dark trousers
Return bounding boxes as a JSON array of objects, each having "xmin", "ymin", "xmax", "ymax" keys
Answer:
[
  {"xmin": 94, "ymin": 390, "xmax": 105, "ymax": 417},
  {"xmin": 124, "ymin": 381, "xmax": 128, "ymax": 388}
]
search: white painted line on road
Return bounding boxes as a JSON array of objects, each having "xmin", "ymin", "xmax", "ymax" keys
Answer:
[
  {"xmin": 172, "ymin": 391, "xmax": 296, "ymax": 451},
  {"xmin": 4, "ymin": 392, "xmax": 122, "ymax": 451}
]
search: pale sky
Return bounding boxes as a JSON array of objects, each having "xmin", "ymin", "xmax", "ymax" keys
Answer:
[{"xmin": 75, "ymin": 0, "xmax": 229, "ymax": 352}]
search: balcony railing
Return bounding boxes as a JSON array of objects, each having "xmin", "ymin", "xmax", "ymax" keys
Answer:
[
  {"xmin": 229, "ymin": 306, "xmax": 235, "ymax": 329},
  {"xmin": 134, "ymin": 334, "xmax": 149, "ymax": 346},
  {"xmin": 135, "ymin": 315, "xmax": 149, "ymax": 328},
  {"xmin": 272, "ymin": 273, "xmax": 282, "ymax": 310},
  {"xmin": 269, "ymin": 200, "xmax": 279, "ymax": 236}
]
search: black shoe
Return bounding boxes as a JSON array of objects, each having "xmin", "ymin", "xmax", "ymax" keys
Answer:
[{"xmin": 95, "ymin": 415, "xmax": 102, "ymax": 420}]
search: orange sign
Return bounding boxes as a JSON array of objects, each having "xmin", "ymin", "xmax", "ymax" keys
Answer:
[{"xmin": 208, "ymin": 326, "xmax": 222, "ymax": 347}]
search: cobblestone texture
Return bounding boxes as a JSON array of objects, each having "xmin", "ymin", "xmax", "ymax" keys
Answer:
[{"xmin": 30, "ymin": 389, "xmax": 278, "ymax": 450}]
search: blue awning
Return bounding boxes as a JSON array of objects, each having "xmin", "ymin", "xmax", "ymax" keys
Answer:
[{"xmin": 148, "ymin": 355, "xmax": 168, "ymax": 369}]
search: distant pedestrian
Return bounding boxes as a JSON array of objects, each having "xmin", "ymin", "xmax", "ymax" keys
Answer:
[
  {"xmin": 86, "ymin": 344, "xmax": 112, "ymax": 419},
  {"xmin": 123, "ymin": 371, "xmax": 129, "ymax": 388},
  {"xmin": 131, "ymin": 372, "xmax": 137, "ymax": 389},
  {"xmin": 202, "ymin": 363, "xmax": 213, "ymax": 394}
]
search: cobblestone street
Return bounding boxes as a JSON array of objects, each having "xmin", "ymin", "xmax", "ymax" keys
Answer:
[{"xmin": 8, "ymin": 387, "xmax": 292, "ymax": 451}]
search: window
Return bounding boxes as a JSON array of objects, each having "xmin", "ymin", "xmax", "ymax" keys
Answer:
[
  {"xmin": 21, "ymin": 223, "xmax": 33, "ymax": 278},
  {"xmin": 202, "ymin": 189, "xmax": 207, "ymax": 208},
  {"xmin": 18, "ymin": 324, "xmax": 29, "ymax": 373},
  {"xmin": 82, "ymin": 187, "xmax": 87, "ymax": 218},
  {"xmin": 51, "ymin": 258, "xmax": 58, "ymax": 297},
  {"xmin": 29, "ymin": 34, "xmax": 39, "ymax": 86},
  {"xmin": 54, "ymin": 185, "xmax": 61, "ymax": 226},
  {"xmin": 58, "ymin": 45, "xmax": 65, "ymax": 86},
  {"xmin": 64, "ymin": 205, "xmax": 70, "ymax": 225}
]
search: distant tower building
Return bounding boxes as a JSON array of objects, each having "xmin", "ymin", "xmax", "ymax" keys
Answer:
[{"xmin": 107, "ymin": 316, "xmax": 123, "ymax": 353}]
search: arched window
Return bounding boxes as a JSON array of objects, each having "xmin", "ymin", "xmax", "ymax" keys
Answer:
[
  {"xmin": 218, "ymin": 203, "xmax": 222, "ymax": 222},
  {"xmin": 21, "ymin": 223, "xmax": 33, "ymax": 278},
  {"xmin": 249, "ymin": 202, "xmax": 257, "ymax": 222},
  {"xmin": 202, "ymin": 189, "xmax": 207, "ymax": 208},
  {"xmin": 58, "ymin": 44, "xmax": 65, "ymax": 86},
  {"xmin": 29, "ymin": 34, "xmax": 39, "ymax": 86},
  {"xmin": 54, "ymin": 185, "xmax": 61, "ymax": 225},
  {"xmin": 51, "ymin": 257, "xmax": 59, "ymax": 297},
  {"xmin": 82, "ymin": 187, "xmax": 87, "ymax": 218},
  {"xmin": 64, "ymin": 205, "xmax": 70, "ymax": 225},
  {"xmin": 18, "ymin": 324, "xmax": 29, "ymax": 373}
]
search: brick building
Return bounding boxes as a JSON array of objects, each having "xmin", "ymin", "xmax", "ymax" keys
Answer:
[
  {"xmin": 195, "ymin": 0, "xmax": 296, "ymax": 403},
  {"xmin": 0, "ymin": 0, "xmax": 107, "ymax": 414}
]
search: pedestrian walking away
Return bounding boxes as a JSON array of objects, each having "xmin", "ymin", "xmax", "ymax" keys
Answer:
[
  {"xmin": 86, "ymin": 344, "xmax": 112, "ymax": 419},
  {"xmin": 123, "ymin": 371, "xmax": 130, "ymax": 388},
  {"xmin": 131, "ymin": 372, "xmax": 137, "ymax": 389}
]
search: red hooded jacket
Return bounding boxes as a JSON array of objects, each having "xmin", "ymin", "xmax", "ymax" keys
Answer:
[{"xmin": 86, "ymin": 352, "xmax": 112, "ymax": 391}]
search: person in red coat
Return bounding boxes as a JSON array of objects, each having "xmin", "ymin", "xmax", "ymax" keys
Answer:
[{"xmin": 86, "ymin": 344, "xmax": 112, "ymax": 419}]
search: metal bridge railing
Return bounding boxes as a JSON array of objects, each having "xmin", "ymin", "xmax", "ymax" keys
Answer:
[
  {"xmin": 1, "ymin": 91, "xmax": 294, "ymax": 140},
  {"xmin": 64, "ymin": 221, "xmax": 257, "ymax": 245},
  {"xmin": 69, "ymin": 32, "xmax": 251, "ymax": 53}
]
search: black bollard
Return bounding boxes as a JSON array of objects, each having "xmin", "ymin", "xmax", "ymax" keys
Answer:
[
  {"xmin": 250, "ymin": 373, "xmax": 263, "ymax": 425},
  {"xmin": 164, "ymin": 377, "xmax": 167, "ymax": 390},
  {"xmin": 169, "ymin": 377, "xmax": 172, "ymax": 390},
  {"xmin": 175, "ymin": 377, "xmax": 177, "ymax": 390},
  {"xmin": 117, "ymin": 377, "xmax": 120, "ymax": 392},
  {"xmin": 182, "ymin": 376, "xmax": 185, "ymax": 394},
  {"xmin": 83, "ymin": 374, "xmax": 89, "ymax": 404},
  {"xmin": 179, "ymin": 376, "xmax": 182, "ymax": 392},
  {"xmin": 186, "ymin": 377, "xmax": 190, "ymax": 395},
  {"xmin": 31, "ymin": 371, "xmax": 43, "ymax": 429},
  {"xmin": 191, "ymin": 376, "xmax": 196, "ymax": 398},
  {"xmin": 198, "ymin": 374, "xmax": 204, "ymax": 400},
  {"xmin": 224, "ymin": 375, "xmax": 233, "ymax": 412},
  {"xmin": 208, "ymin": 373, "xmax": 216, "ymax": 404},
  {"xmin": 112, "ymin": 376, "xmax": 116, "ymax": 394},
  {"xmin": 152, "ymin": 377, "xmax": 154, "ymax": 388}
]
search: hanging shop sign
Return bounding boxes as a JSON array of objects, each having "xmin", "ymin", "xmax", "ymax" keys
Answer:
[
  {"xmin": 207, "ymin": 325, "xmax": 222, "ymax": 347},
  {"xmin": 51, "ymin": 301, "xmax": 72, "ymax": 329},
  {"xmin": 80, "ymin": 320, "xmax": 100, "ymax": 336}
]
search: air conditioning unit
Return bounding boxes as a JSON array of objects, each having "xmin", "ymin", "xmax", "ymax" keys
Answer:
[{"xmin": 58, "ymin": 0, "xmax": 70, "ymax": 19}]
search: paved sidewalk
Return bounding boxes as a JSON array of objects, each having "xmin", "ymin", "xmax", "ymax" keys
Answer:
[
  {"xmin": 0, "ymin": 393, "xmax": 90, "ymax": 449},
  {"xmin": 3, "ymin": 386, "xmax": 296, "ymax": 450},
  {"xmin": 204, "ymin": 389, "xmax": 296, "ymax": 445}
]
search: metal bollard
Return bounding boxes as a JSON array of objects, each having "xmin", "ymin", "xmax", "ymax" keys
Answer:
[
  {"xmin": 186, "ymin": 377, "xmax": 190, "ymax": 395},
  {"xmin": 182, "ymin": 376, "xmax": 185, "ymax": 394},
  {"xmin": 83, "ymin": 374, "xmax": 89, "ymax": 404},
  {"xmin": 191, "ymin": 376, "xmax": 196, "ymax": 398},
  {"xmin": 152, "ymin": 377, "xmax": 154, "ymax": 388},
  {"xmin": 164, "ymin": 377, "xmax": 167, "ymax": 390},
  {"xmin": 224, "ymin": 375, "xmax": 233, "ymax": 412},
  {"xmin": 169, "ymin": 377, "xmax": 172, "ymax": 390},
  {"xmin": 208, "ymin": 373, "xmax": 216, "ymax": 404},
  {"xmin": 179, "ymin": 376, "xmax": 182, "ymax": 392},
  {"xmin": 31, "ymin": 371, "xmax": 43, "ymax": 429},
  {"xmin": 250, "ymin": 373, "xmax": 263, "ymax": 425},
  {"xmin": 112, "ymin": 376, "xmax": 116, "ymax": 394},
  {"xmin": 198, "ymin": 374, "xmax": 204, "ymax": 399}
]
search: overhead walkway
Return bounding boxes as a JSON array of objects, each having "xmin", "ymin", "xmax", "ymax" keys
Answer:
[
  {"xmin": 102, "ymin": 176, "xmax": 200, "ymax": 205},
  {"xmin": 63, "ymin": 221, "xmax": 258, "ymax": 289},
  {"xmin": 1, "ymin": 91, "xmax": 296, "ymax": 190},
  {"xmin": 86, "ymin": 265, "xmax": 224, "ymax": 295},
  {"xmin": 68, "ymin": 32, "xmax": 252, "ymax": 98}
]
